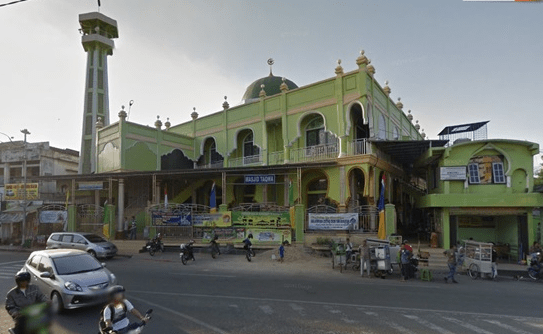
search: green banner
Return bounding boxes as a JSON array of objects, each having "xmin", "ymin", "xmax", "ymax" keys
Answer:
[{"xmin": 231, "ymin": 211, "xmax": 290, "ymax": 228}]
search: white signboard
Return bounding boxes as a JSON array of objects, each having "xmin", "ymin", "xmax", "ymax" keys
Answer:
[
  {"xmin": 308, "ymin": 213, "xmax": 359, "ymax": 230},
  {"xmin": 39, "ymin": 210, "xmax": 68, "ymax": 224},
  {"xmin": 440, "ymin": 166, "xmax": 467, "ymax": 181}
]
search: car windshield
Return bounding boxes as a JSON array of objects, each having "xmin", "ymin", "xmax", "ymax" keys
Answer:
[
  {"xmin": 52, "ymin": 254, "xmax": 103, "ymax": 275},
  {"xmin": 84, "ymin": 234, "xmax": 107, "ymax": 243}
]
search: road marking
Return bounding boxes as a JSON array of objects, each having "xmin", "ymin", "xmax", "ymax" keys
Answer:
[
  {"xmin": 0, "ymin": 260, "xmax": 25, "ymax": 266},
  {"xmin": 172, "ymin": 273, "xmax": 236, "ymax": 278},
  {"xmin": 129, "ymin": 289, "xmax": 543, "ymax": 321},
  {"xmin": 441, "ymin": 316, "xmax": 494, "ymax": 334},
  {"xmin": 484, "ymin": 320, "xmax": 534, "ymax": 334},
  {"xmin": 386, "ymin": 321, "xmax": 417, "ymax": 334},
  {"xmin": 363, "ymin": 311, "xmax": 378, "ymax": 316},
  {"xmin": 403, "ymin": 314, "xmax": 455, "ymax": 334},
  {"xmin": 129, "ymin": 295, "xmax": 229, "ymax": 334},
  {"xmin": 355, "ymin": 281, "xmax": 441, "ymax": 289},
  {"xmin": 289, "ymin": 303, "xmax": 305, "ymax": 316},
  {"xmin": 259, "ymin": 305, "xmax": 274, "ymax": 315}
]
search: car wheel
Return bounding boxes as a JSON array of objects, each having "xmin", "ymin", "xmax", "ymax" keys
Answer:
[
  {"xmin": 88, "ymin": 250, "xmax": 97, "ymax": 258},
  {"xmin": 106, "ymin": 256, "xmax": 114, "ymax": 260},
  {"xmin": 51, "ymin": 292, "xmax": 64, "ymax": 314}
]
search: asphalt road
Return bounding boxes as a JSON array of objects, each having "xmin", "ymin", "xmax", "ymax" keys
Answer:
[{"xmin": 1, "ymin": 251, "xmax": 543, "ymax": 334}]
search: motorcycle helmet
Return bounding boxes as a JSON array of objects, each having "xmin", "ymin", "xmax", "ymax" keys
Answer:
[
  {"xmin": 108, "ymin": 285, "xmax": 126, "ymax": 299},
  {"xmin": 248, "ymin": 234, "xmax": 253, "ymax": 239},
  {"xmin": 15, "ymin": 271, "xmax": 31, "ymax": 284},
  {"xmin": 189, "ymin": 239, "xmax": 195, "ymax": 245}
]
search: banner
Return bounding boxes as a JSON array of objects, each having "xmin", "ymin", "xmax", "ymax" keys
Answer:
[
  {"xmin": 151, "ymin": 211, "xmax": 192, "ymax": 226},
  {"xmin": 39, "ymin": 210, "xmax": 67, "ymax": 224},
  {"xmin": 192, "ymin": 212, "xmax": 232, "ymax": 227},
  {"xmin": 308, "ymin": 213, "xmax": 359, "ymax": 230},
  {"xmin": 244, "ymin": 175, "xmax": 276, "ymax": 184},
  {"xmin": 231, "ymin": 211, "xmax": 290, "ymax": 228},
  {"xmin": 194, "ymin": 227, "xmax": 245, "ymax": 243},
  {"xmin": 245, "ymin": 228, "xmax": 292, "ymax": 244},
  {"xmin": 5, "ymin": 183, "xmax": 39, "ymax": 200},
  {"xmin": 78, "ymin": 181, "xmax": 103, "ymax": 191}
]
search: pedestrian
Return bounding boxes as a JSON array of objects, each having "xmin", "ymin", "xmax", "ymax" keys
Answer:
[
  {"xmin": 129, "ymin": 216, "xmax": 137, "ymax": 240},
  {"xmin": 279, "ymin": 242, "xmax": 285, "ymax": 263},
  {"xmin": 345, "ymin": 238, "xmax": 353, "ymax": 264},
  {"xmin": 5, "ymin": 271, "xmax": 48, "ymax": 334},
  {"xmin": 400, "ymin": 244, "xmax": 411, "ymax": 282},
  {"xmin": 491, "ymin": 245, "xmax": 498, "ymax": 280},
  {"xmin": 359, "ymin": 239, "xmax": 371, "ymax": 278},
  {"xmin": 123, "ymin": 217, "xmax": 129, "ymax": 239},
  {"xmin": 443, "ymin": 245, "xmax": 458, "ymax": 283}
]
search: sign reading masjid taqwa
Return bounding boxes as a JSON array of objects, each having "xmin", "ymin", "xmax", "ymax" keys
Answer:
[{"xmin": 244, "ymin": 175, "xmax": 276, "ymax": 184}]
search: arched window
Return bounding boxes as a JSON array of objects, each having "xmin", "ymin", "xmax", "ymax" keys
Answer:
[
  {"xmin": 306, "ymin": 117, "xmax": 334, "ymax": 147},
  {"xmin": 393, "ymin": 126, "xmax": 400, "ymax": 140},
  {"xmin": 307, "ymin": 178, "xmax": 328, "ymax": 207},
  {"xmin": 209, "ymin": 141, "xmax": 217, "ymax": 162},
  {"xmin": 378, "ymin": 113, "xmax": 387, "ymax": 140},
  {"xmin": 242, "ymin": 132, "xmax": 259, "ymax": 162}
]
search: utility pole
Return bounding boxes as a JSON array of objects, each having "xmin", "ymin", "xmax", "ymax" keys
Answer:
[{"xmin": 21, "ymin": 129, "xmax": 30, "ymax": 246}]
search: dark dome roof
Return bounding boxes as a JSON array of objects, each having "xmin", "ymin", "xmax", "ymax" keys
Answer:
[{"xmin": 242, "ymin": 74, "xmax": 298, "ymax": 102}]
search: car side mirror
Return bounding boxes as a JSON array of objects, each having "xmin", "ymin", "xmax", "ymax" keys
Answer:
[
  {"xmin": 40, "ymin": 272, "xmax": 52, "ymax": 279},
  {"xmin": 101, "ymin": 263, "xmax": 106, "ymax": 268}
]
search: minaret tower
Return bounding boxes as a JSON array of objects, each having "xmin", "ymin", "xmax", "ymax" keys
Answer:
[{"xmin": 78, "ymin": 12, "xmax": 118, "ymax": 174}]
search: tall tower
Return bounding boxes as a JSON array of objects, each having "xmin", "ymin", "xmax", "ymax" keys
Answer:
[{"xmin": 78, "ymin": 12, "xmax": 118, "ymax": 174}]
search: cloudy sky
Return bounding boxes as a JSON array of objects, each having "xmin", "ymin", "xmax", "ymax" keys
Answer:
[{"xmin": 1, "ymin": 0, "xmax": 542, "ymax": 164}]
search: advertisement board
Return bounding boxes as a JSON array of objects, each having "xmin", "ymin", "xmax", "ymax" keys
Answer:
[
  {"xmin": 151, "ymin": 211, "xmax": 192, "ymax": 226},
  {"xmin": 245, "ymin": 228, "xmax": 292, "ymax": 244},
  {"xmin": 78, "ymin": 181, "xmax": 104, "ymax": 191},
  {"xmin": 192, "ymin": 212, "xmax": 232, "ymax": 227},
  {"xmin": 231, "ymin": 211, "xmax": 290, "ymax": 228},
  {"xmin": 440, "ymin": 166, "xmax": 467, "ymax": 180},
  {"xmin": 39, "ymin": 210, "xmax": 67, "ymax": 224},
  {"xmin": 4, "ymin": 183, "xmax": 39, "ymax": 201},
  {"xmin": 308, "ymin": 213, "xmax": 359, "ymax": 230},
  {"xmin": 195, "ymin": 227, "xmax": 245, "ymax": 243}
]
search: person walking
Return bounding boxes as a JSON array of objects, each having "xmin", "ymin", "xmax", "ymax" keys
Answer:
[
  {"xmin": 491, "ymin": 245, "xmax": 498, "ymax": 280},
  {"xmin": 359, "ymin": 239, "xmax": 371, "ymax": 278},
  {"xmin": 400, "ymin": 244, "xmax": 411, "ymax": 282},
  {"xmin": 444, "ymin": 245, "xmax": 458, "ymax": 283},
  {"xmin": 129, "ymin": 216, "xmax": 137, "ymax": 240},
  {"xmin": 279, "ymin": 242, "xmax": 285, "ymax": 263},
  {"xmin": 123, "ymin": 217, "xmax": 129, "ymax": 240}
]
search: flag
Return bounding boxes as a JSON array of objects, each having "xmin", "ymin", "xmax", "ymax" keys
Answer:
[
  {"xmin": 377, "ymin": 173, "xmax": 386, "ymax": 240},
  {"xmin": 210, "ymin": 182, "xmax": 217, "ymax": 213},
  {"xmin": 288, "ymin": 177, "xmax": 294, "ymax": 206},
  {"xmin": 164, "ymin": 186, "xmax": 168, "ymax": 209}
]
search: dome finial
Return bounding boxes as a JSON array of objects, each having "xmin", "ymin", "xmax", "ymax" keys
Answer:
[
  {"xmin": 191, "ymin": 108, "xmax": 198, "ymax": 120},
  {"xmin": 421, "ymin": 128, "xmax": 426, "ymax": 139},
  {"xmin": 259, "ymin": 84, "xmax": 267, "ymax": 98},
  {"xmin": 267, "ymin": 58, "xmax": 274, "ymax": 76},
  {"xmin": 366, "ymin": 58, "xmax": 375, "ymax": 75},
  {"xmin": 335, "ymin": 59, "xmax": 344, "ymax": 75},
  {"xmin": 383, "ymin": 80, "xmax": 391, "ymax": 96},
  {"xmin": 223, "ymin": 96, "xmax": 230, "ymax": 110},
  {"xmin": 407, "ymin": 110, "xmax": 413, "ymax": 122},
  {"xmin": 280, "ymin": 77, "xmax": 289, "ymax": 92},
  {"xmin": 415, "ymin": 120, "xmax": 420, "ymax": 131},
  {"xmin": 155, "ymin": 115, "xmax": 162, "ymax": 129},
  {"xmin": 165, "ymin": 117, "xmax": 171, "ymax": 130},
  {"xmin": 356, "ymin": 50, "xmax": 368, "ymax": 68},
  {"xmin": 118, "ymin": 105, "xmax": 127, "ymax": 120},
  {"xmin": 396, "ymin": 97, "xmax": 403, "ymax": 110}
]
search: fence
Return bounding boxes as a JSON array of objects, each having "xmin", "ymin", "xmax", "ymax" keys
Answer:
[{"xmin": 290, "ymin": 144, "xmax": 338, "ymax": 163}]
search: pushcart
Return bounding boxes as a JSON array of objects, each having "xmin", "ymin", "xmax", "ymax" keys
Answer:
[
  {"xmin": 464, "ymin": 240, "xmax": 493, "ymax": 279},
  {"xmin": 365, "ymin": 238, "xmax": 401, "ymax": 278},
  {"xmin": 331, "ymin": 243, "xmax": 347, "ymax": 273}
]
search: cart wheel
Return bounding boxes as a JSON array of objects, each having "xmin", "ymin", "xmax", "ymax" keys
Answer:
[
  {"xmin": 528, "ymin": 268, "xmax": 538, "ymax": 280},
  {"xmin": 387, "ymin": 268, "xmax": 394, "ymax": 275},
  {"xmin": 373, "ymin": 270, "xmax": 381, "ymax": 278},
  {"xmin": 468, "ymin": 263, "xmax": 479, "ymax": 279}
]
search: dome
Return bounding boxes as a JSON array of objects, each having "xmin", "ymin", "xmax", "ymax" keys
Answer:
[{"xmin": 242, "ymin": 74, "xmax": 298, "ymax": 102}]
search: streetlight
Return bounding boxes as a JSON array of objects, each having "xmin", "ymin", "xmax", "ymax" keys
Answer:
[
  {"xmin": 20, "ymin": 129, "xmax": 30, "ymax": 246},
  {"xmin": 0, "ymin": 132, "xmax": 14, "ymax": 143}
]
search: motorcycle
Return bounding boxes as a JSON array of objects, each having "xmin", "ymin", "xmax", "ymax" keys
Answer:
[
  {"xmin": 145, "ymin": 238, "xmax": 164, "ymax": 256},
  {"xmin": 528, "ymin": 252, "xmax": 543, "ymax": 280},
  {"xmin": 180, "ymin": 243, "xmax": 195, "ymax": 265},
  {"xmin": 245, "ymin": 245, "xmax": 255, "ymax": 262},
  {"xmin": 8, "ymin": 302, "xmax": 51, "ymax": 334},
  {"xmin": 99, "ymin": 309, "xmax": 153, "ymax": 334}
]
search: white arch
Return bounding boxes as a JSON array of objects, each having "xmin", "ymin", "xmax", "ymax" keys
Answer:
[
  {"xmin": 469, "ymin": 143, "xmax": 513, "ymax": 175},
  {"xmin": 227, "ymin": 127, "xmax": 256, "ymax": 157},
  {"xmin": 344, "ymin": 101, "xmax": 366, "ymax": 137},
  {"xmin": 289, "ymin": 110, "xmax": 330, "ymax": 146},
  {"xmin": 199, "ymin": 136, "xmax": 218, "ymax": 156}
]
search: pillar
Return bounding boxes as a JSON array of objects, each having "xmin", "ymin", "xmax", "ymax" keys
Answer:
[
  {"xmin": 67, "ymin": 205, "xmax": 76, "ymax": 232},
  {"xmin": 117, "ymin": 178, "xmax": 125, "ymax": 235},
  {"xmin": 338, "ymin": 166, "xmax": 346, "ymax": 212},
  {"xmin": 222, "ymin": 172, "xmax": 227, "ymax": 204},
  {"xmin": 442, "ymin": 208, "xmax": 450, "ymax": 249},
  {"xmin": 385, "ymin": 204, "xmax": 396, "ymax": 237},
  {"xmin": 3, "ymin": 164, "xmax": 9, "ymax": 184},
  {"xmin": 105, "ymin": 203, "xmax": 116, "ymax": 240},
  {"xmin": 284, "ymin": 174, "xmax": 289, "ymax": 207},
  {"xmin": 294, "ymin": 204, "xmax": 305, "ymax": 242},
  {"xmin": 528, "ymin": 210, "xmax": 535, "ymax": 248}
]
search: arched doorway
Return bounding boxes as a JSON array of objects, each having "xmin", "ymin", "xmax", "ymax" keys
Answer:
[
  {"xmin": 198, "ymin": 138, "xmax": 224, "ymax": 168},
  {"xmin": 305, "ymin": 173, "xmax": 330, "ymax": 208},
  {"xmin": 350, "ymin": 103, "xmax": 369, "ymax": 141},
  {"xmin": 348, "ymin": 168, "xmax": 366, "ymax": 209},
  {"xmin": 233, "ymin": 177, "xmax": 256, "ymax": 206},
  {"xmin": 161, "ymin": 149, "xmax": 193, "ymax": 170}
]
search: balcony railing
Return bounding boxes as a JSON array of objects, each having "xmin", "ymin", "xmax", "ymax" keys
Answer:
[
  {"xmin": 195, "ymin": 160, "xmax": 224, "ymax": 169},
  {"xmin": 347, "ymin": 139, "xmax": 371, "ymax": 156},
  {"xmin": 268, "ymin": 151, "xmax": 284, "ymax": 165},
  {"xmin": 290, "ymin": 144, "xmax": 338, "ymax": 163},
  {"xmin": 228, "ymin": 154, "xmax": 263, "ymax": 167}
]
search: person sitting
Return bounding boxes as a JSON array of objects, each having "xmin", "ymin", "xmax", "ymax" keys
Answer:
[
  {"xmin": 5, "ymin": 271, "xmax": 48, "ymax": 334},
  {"xmin": 529, "ymin": 242, "xmax": 542, "ymax": 255},
  {"xmin": 100, "ymin": 286, "xmax": 148, "ymax": 334}
]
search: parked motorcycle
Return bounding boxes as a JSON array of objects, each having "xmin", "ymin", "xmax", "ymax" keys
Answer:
[
  {"xmin": 528, "ymin": 252, "xmax": 543, "ymax": 280},
  {"xmin": 99, "ymin": 309, "xmax": 153, "ymax": 334},
  {"xmin": 180, "ymin": 241, "xmax": 195, "ymax": 265},
  {"xmin": 145, "ymin": 235, "xmax": 164, "ymax": 256}
]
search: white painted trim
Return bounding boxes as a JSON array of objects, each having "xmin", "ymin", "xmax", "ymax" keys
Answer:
[{"xmin": 344, "ymin": 101, "xmax": 366, "ymax": 137}]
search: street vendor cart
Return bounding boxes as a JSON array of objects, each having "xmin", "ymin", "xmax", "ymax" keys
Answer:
[
  {"xmin": 365, "ymin": 238, "xmax": 401, "ymax": 278},
  {"xmin": 464, "ymin": 240, "xmax": 493, "ymax": 279}
]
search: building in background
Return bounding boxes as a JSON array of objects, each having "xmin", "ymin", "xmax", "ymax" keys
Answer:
[{"xmin": 0, "ymin": 141, "xmax": 79, "ymax": 243}]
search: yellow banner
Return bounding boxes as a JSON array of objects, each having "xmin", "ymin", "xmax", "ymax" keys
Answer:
[{"xmin": 5, "ymin": 183, "xmax": 39, "ymax": 201}]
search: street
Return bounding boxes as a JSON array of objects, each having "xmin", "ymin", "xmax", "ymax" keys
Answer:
[{"xmin": 1, "ymin": 250, "xmax": 543, "ymax": 334}]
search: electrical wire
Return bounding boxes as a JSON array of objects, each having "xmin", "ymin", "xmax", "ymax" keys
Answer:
[{"xmin": 0, "ymin": 0, "xmax": 32, "ymax": 8}]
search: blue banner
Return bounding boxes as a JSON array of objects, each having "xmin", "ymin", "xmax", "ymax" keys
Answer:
[{"xmin": 244, "ymin": 175, "xmax": 276, "ymax": 184}]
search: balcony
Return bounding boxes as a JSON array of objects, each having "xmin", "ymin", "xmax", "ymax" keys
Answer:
[
  {"xmin": 268, "ymin": 151, "xmax": 284, "ymax": 165},
  {"xmin": 228, "ymin": 154, "xmax": 263, "ymax": 168},
  {"xmin": 290, "ymin": 144, "xmax": 338, "ymax": 163},
  {"xmin": 195, "ymin": 161, "xmax": 224, "ymax": 169},
  {"xmin": 346, "ymin": 139, "xmax": 372, "ymax": 156}
]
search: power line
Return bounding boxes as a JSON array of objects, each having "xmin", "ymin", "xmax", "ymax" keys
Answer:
[{"xmin": 0, "ymin": 0, "xmax": 32, "ymax": 8}]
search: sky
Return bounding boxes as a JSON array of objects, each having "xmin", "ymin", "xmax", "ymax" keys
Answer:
[{"xmin": 1, "ymin": 0, "xmax": 542, "ymax": 165}]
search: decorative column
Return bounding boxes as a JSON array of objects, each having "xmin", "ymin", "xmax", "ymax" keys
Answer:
[{"xmin": 117, "ymin": 178, "xmax": 125, "ymax": 236}]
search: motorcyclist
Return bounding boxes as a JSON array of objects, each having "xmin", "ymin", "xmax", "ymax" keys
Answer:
[
  {"xmin": 243, "ymin": 234, "xmax": 253, "ymax": 250},
  {"xmin": 101, "ymin": 285, "xmax": 148, "ymax": 334},
  {"xmin": 5, "ymin": 271, "xmax": 48, "ymax": 334},
  {"xmin": 210, "ymin": 235, "xmax": 220, "ymax": 255},
  {"xmin": 185, "ymin": 239, "xmax": 195, "ymax": 260}
]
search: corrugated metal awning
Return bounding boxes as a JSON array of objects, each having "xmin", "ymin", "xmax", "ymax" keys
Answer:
[
  {"xmin": 0, "ymin": 213, "xmax": 24, "ymax": 224},
  {"xmin": 370, "ymin": 140, "xmax": 448, "ymax": 166}
]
